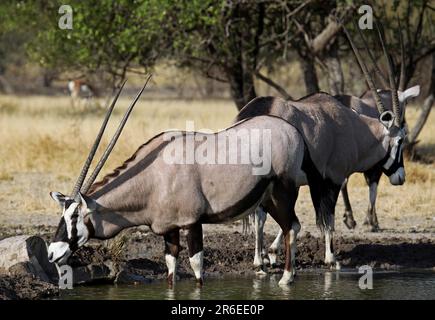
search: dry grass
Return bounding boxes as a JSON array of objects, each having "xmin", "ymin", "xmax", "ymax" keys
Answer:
[{"xmin": 0, "ymin": 94, "xmax": 433, "ymax": 232}]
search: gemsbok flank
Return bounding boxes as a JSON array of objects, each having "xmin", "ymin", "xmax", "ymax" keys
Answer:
[
  {"xmin": 236, "ymin": 20, "xmax": 411, "ymax": 273},
  {"xmin": 47, "ymin": 76, "xmax": 312, "ymax": 286}
]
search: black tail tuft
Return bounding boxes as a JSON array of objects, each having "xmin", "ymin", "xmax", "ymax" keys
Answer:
[{"xmin": 301, "ymin": 148, "xmax": 340, "ymax": 233}]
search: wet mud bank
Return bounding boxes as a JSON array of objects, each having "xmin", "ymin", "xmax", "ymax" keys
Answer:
[{"xmin": 0, "ymin": 229, "xmax": 434, "ymax": 299}]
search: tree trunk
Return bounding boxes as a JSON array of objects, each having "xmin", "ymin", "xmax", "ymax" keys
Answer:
[
  {"xmin": 324, "ymin": 41, "xmax": 344, "ymax": 95},
  {"xmin": 405, "ymin": 53, "xmax": 435, "ymax": 156},
  {"xmin": 0, "ymin": 74, "xmax": 13, "ymax": 94},
  {"xmin": 42, "ymin": 69, "xmax": 57, "ymax": 88},
  {"xmin": 300, "ymin": 54, "xmax": 320, "ymax": 95},
  {"xmin": 227, "ymin": 68, "xmax": 257, "ymax": 111}
]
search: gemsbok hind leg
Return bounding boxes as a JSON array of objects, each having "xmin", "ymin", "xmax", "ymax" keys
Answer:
[
  {"xmin": 187, "ymin": 223, "xmax": 204, "ymax": 285},
  {"xmin": 164, "ymin": 229, "xmax": 180, "ymax": 287},
  {"xmin": 263, "ymin": 182, "xmax": 299, "ymax": 285}
]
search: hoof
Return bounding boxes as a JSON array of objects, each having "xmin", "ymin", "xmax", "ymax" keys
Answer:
[
  {"xmin": 195, "ymin": 278, "xmax": 203, "ymax": 287},
  {"xmin": 255, "ymin": 266, "xmax": 267, "ymax": 276},
  {"xmin": 324, "ymin": 254, "xmax": 336, "ymax": 266},
  {"xmin": 326, "ymin": 260, "xmax": 341, "ymax": 270},
  {"xmin": 367, "ymin": 224, "xmax": 380, "ymax": 232},
  {"xmin": 343, "ymin": 212, "xmax": 357, "ymax": 230},
  {"xmin": 268, "ymin": 252, "xmax": 277, "ymax": 267},
  {"xmin": 278, "ymin": 270, "xmax": 294, "ymax": 286}
]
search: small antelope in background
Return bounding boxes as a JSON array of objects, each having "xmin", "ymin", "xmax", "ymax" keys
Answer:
[{"xmin": 68, "ymin": 78, "xmax": 97, "ymax": 108}]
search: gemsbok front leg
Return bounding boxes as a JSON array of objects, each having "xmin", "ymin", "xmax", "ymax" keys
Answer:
[
  {"xmin": 363, "ymin": 167, "xmax": 382, "ymax": 232},
  {"xmin": 304, "ymin": 155, "xmax": 341, "ymax": 268},
  {"xmin": 187, "ymin": 223, "xmax": 204, "ymax": 285},
  {"xmin": 164, "ymin": 229, "xmax": 180, "ymax": 287},
  {"xmin": 268, "ymin": 229, "xmax": 283, "ymax": 268},
  {"xmin": 341, "ymin": 179, "xmax": 357, "ymax": 230}
]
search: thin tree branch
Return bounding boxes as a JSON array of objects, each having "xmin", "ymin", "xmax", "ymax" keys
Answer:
[{"xmin": 255, "ymin": 71, "xmax": 293, "ymax": 100}]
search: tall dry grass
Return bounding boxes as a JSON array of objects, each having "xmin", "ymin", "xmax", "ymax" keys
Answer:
[{"xmin": 0, "ymin": 95, "xmax": 236, "ymax": 179}]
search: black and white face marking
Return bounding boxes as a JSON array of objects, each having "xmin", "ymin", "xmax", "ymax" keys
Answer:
[
  {"xmin": 378, "ymin": 86, "xmax": 420, "ymax": 185},
  {"xmin": 48, "ymin": 192, "xmax": 91, "ymax": 264},
  {"xmin": 381, "ymin": 126, "xmax": 406, "ymax": 185}
]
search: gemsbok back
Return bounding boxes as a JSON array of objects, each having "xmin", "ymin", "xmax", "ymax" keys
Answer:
[
  {"xmin": 236, "ymin": 20, "xmax": 412, "ymax": 273},
  {"xmin": 48, "ymin": 76, "xmax": 312, "ymax": 286}
]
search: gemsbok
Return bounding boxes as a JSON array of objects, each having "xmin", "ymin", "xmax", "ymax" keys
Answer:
[
  {"xmin": 237, "ymin": 20, "xmax": 413, "ymax": 273},
  {"xmin": 48, "ymin": 76, "xmax": 314, "ymax": 286},
  {"xmin": 335, "ymin": 22, "xmax": 420, "ymax": 231}
]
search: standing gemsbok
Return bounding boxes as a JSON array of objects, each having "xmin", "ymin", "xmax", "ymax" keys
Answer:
[
  {"xmin": 236, "ymin": 20, "xmax": 411, "ymax": 273},
  {"xmin": 335, "ymin": 21, "xmax": 420, "ymax": 231},
  {"xmin": 48, "ymin": 76, "xmax": 312, "ymax": 286}
]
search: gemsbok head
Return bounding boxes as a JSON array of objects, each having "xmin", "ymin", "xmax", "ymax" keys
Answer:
[
  {"xmin": 343, "ymin": 20, "xmax": 409, "ymax": 185},
  {"xmin": 48, "ymin": 78, "xmax": 150, "ymax": 265}
]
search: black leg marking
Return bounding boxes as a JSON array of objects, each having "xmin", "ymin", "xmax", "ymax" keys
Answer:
[
  {"xmin": 187, "ymin": 224, "xmax": 203, "ymax": 258},
  {"xmin": 364, "ymin": 167, "xmax": 382, "ymax": 231},
  {"xmin": 187, "ymin": 223, "xmax": 204, "ymax": 286},
  {"xmin": 341, "ymin": 181, "xmax": 357, "ymax": 229},
  {"xmin": 164, "ymin": 229, "xmax": 180, "ymax": 287}
]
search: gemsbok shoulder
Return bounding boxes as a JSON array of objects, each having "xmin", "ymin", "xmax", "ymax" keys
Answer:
[
  {"xmin": 48, "ymin": 76, "xmax": 311, "ymax": 286},
  {"xmin": 236, "ymin": 20, "xmax": 413, "ymax": 273}
]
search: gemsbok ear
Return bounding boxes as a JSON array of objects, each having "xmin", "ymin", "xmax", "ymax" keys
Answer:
[
  {"xmin": 379, "ymin": 111, "xmax": 395, "ymax": 129},
  {"xmin": 398, "ymin": 85, "xmax": 420, "ymax": 104},
  {"xmin": 50, "ymin": 191, "xmax": 67, "ymax": 207},
  {"xmin": 77, "ymin": 192, "xmax": 96, "ymax": 214}
]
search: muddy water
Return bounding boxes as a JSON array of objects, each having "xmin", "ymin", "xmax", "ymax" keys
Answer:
[{"xmin": 59, "ymin": 270, "xmax": 435, "ymax": 300}]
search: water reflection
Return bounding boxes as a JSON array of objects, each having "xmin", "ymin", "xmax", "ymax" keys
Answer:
[
  {"xmin": 251, "ymin": 278, "xmax": 263, "ymax": 299},
  {"xmin": 189, "ymin": 286, "xmax": 201, "ymax": 300},
  {"xmin": 323, "ymin": 271, "xmax": 333, "ymax": 298},
  {"xmin": 60, "ymin": 271, "xmax": 435, "ymax": 300},
  {"xmin": 166, "ymin": 287, "xmax": 175, "ymax": 300}
]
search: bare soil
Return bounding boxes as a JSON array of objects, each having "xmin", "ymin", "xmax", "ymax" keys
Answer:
[{"xmin": 0, "ymin": 275, "xmax": 58, "ymax": 300}]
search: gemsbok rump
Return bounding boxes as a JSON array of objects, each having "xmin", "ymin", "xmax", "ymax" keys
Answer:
[
  {"xmin": 237, "ymin": 20, "xmax": 412, "ymax": 273},
  {"xmin": 48, "ymin": 77, "xmax": 312, "ymax": 286}
]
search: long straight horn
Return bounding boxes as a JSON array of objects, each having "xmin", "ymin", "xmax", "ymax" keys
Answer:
[
  {"xmin": 70, "ymin": 80, "xmax": 127, "ymax": 198},
  {"xmin": 397, "ymin": 17, "xmax": 406, "ymax": 92},
  {"xmin": 356, "ymin": 24, "xmax": 389, "ymax": 88},
  {"xmin": 81, "ymin": 74, "xmax": 152, "ymax": 194},
  {"xmin": 375, "ymin": 21, "xmax": 401, "ymax": 127},
  {"xmin": 342, "ymin": 21, "xmax": 386, "ymax": 114}
]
